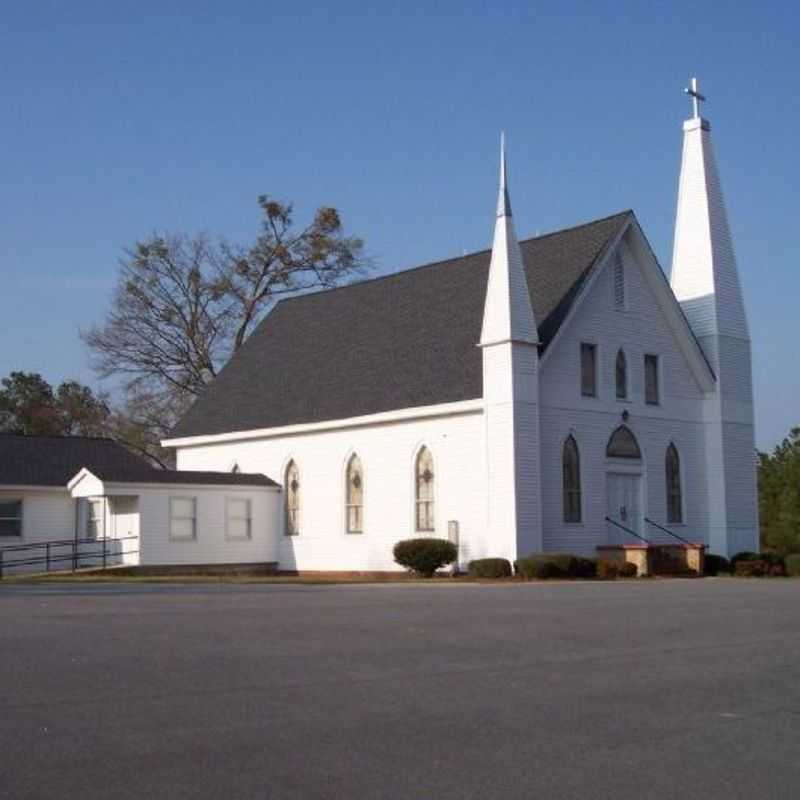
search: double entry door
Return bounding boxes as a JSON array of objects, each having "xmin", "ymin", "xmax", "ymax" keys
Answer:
[{"xmin": 606, "ymin": 473, "xmax": 643, "ymax": 543}]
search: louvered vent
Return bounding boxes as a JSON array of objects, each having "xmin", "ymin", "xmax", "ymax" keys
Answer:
[{"xmin": 613, "ymin": 254, "xmax": 625, "ymax": 310}]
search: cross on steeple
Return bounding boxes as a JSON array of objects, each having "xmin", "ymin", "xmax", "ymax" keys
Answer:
[{"xmin": 685, "ymin": 77, "xmax": 706, "ymax": 119}]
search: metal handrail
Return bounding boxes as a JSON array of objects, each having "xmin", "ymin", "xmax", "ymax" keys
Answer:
[
  {"xmin": 604, "ymin": 515, "xmax": 649, "ymax": 545},
  {"xmin": 644, "ymin": 517, "xmax": 697, "ymax": 548},
  {"xmin": 0, "ymin": 536, "xmax": 104, "ymax": 553},
  {"xmin": 0, "ymin": 535, "xmax": 139, "ymax": 579}
]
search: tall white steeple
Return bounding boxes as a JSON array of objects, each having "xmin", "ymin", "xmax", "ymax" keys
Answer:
[
  {"xmin": 671, "ymin": 77, "xmax": 749, "ymax": 346},
  {"xmin": 670, "ymin": 78, "xmax": 758, "ymax": 556},
  {"xmin": 480, "ymin": 133, "xmax": 539, "ymax": 347},
  {"xmin": 479, "ymin": 135, "xmax": 543, "ymax": 561}
]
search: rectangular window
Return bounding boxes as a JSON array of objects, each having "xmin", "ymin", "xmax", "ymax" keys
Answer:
[
  {"xmin": 86, "ymin": 499, "xmax": 104, "ymax": 539},
  {"xmin": 226, "ymin": 498, "xmax": 252, "ymax": 540},
  {"xmin": 169, "ymin": 497, "xmax": 196, "ymax": 541},
  {"xmin": 645, "ymin": 354, "xmax": 660, "ymax": 405},
  {"xmin": 581, "ymin": 343, "xmax": 597, "ymax": 397},
  {"xmin": 0, "ymin": 500, "xmax": 22, "ymax": 537}
]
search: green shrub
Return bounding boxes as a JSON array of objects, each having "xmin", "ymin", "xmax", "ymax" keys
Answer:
[
  {"xmin": 572, "ymin": 556, "xmax": 598, "ymax": 578},
  {"xmin": 730, "ymin": 551, "xmax": 760, "ymax": 569},
  {"xmin": 393, "ymin": 538, "xmax": 457, "ymax": 578},
  {"xmin": 760, "ymin": 551, "xmax": 786, "ymax": 574},
  {"xmin": 468, "ymin": 558, "xmax": 513, "ymax": 579},
  {"xmin": 515, "ymin": 553, "xmax": 597, "ymax": 580},
  {"xmin": 514, "ymin": 553, "xmax": 581, "ymax": 580},
  {"xmin": 596, "ymin": 559, "xmax": 620, "ymax": 579},
  {"xmin": 618, "ymin": 562, "xmax": 638, "ymax": 578},
  {"xmin": 731, "ymin": 551, "xmax": 785, "ymax": 577},
  {"xmin": 704, "ymin": 554, "xmax": 731, "ymax": 576},
  {"xmin": 734, "ymin": 559, "xmax": 767, "ymax": 577},
  {"xmin": 786, "ymin": 554, "xmax": 800, "ymax": 577},
  {"xmin": 596, "ymin": 560, "xmax": 637, "ymax": 579}
]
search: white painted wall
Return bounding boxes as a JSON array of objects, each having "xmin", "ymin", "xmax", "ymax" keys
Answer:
[
  {"xmin": 176, "ymin": 410, "xmax": 487, "ymax": 572},
  {"xmin": 81, "ymin": 483, "xmax": 282, "ymax": 567},
  {"xmin": 538, "ymin": 234, "xmax": 711, "ymax": 556},
  {"xmin": 0, "ymin": 488, "xmax": 77, "ymax": 574}
]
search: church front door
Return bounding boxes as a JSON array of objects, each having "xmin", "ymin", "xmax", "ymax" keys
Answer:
[{"xmin": 606, "ymin": 473, "xmax": 643, "ymax": 543}]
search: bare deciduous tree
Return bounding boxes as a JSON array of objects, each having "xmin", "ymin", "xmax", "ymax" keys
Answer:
[{"xmin": 83, "ymin": 196, "xmax": 368, "ymax": 457}]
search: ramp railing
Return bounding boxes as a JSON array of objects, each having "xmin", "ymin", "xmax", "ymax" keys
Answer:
[
  {"xmin": 604, "ymin": 516, "xmax": 649, "ymax": 545},
  {"xmin": 0, "ymin": 536, "xmax": 139, "ymax": 579}
]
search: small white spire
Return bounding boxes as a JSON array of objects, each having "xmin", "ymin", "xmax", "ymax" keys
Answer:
[
  {"xmin": 480, "ymin": 135, "xmax": 538, "ymax": 347},
  {"xmin": 497, "ymin": 131, "xmax": 512, "ymax": 218}
]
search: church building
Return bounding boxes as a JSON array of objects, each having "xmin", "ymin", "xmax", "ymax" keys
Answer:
[{"xmin": 162, "ymin": 82, "xmax": 758, "ymax": 571}]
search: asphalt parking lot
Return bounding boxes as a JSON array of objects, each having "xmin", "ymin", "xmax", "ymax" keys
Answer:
[{"xmin": 1, "ymin": 578, "xmax": 800, "ymax": 799}]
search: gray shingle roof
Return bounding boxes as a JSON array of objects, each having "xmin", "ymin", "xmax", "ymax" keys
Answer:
[
  {"xmin": 0, "ymin": 434, "xmax": 277, "ymax": 488},
  {"xmin": 172, "ymin": 211, "xmax": 632, "ymax": 439},
  {"xmin": 86, "ymin": 466, "xmax": 278, "ymax": 487},
  {"xmin": 0, "ymin": 434, "xmax": 155, "ymax": 487}
]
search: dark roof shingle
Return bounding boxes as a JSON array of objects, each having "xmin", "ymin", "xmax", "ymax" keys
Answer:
[
  {"xmin": 172, "ymin": 211, "xmax": 631, "ymax": 439},
  {"xmin": 0, "ymin": 434, "xmax": 155, "ymax": 487},
  {"xmin": 0, "ymin": 434, "xmax": 277, "ymax": 488},
  {"xmin": 87, "ymin": 466, "xmax": 277, "ymax": 487}
]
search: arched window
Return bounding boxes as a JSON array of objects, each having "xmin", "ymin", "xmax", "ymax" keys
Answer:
[
  {"xmin": 666, "ymin": 444, "xmax": 683, "ymax": 523},
  {"xmin": 284, "ymin": 460, "xmax": 300, "ymax": 536},
  {"xmin": 606, "ymin": 425, "xmax": 642, "ymax": 459},
  {"xmin": 415, "ymin": 446, "xmax": 435, "ymax": 532},
  {"xmin": 615, "ymin": 349, "xmax": 628, "ymax": 400},
  {"xmin": 346, "ymin": 454, "xmax": 364, "ymax": 534},
  {"xmin": 562, "ymin": 436, "xmax": 582, "ymax": 523}
]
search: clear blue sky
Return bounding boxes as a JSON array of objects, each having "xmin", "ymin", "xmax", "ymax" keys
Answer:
[{"xmin": 1, "ymin": 1, "xmax": 797, "ymax": 450}]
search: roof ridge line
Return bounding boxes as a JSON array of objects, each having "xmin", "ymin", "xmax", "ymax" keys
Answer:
[
  {"xmin": 274, "ymin": 210, "xmax": 634, "ymax": 306},
  {"xmin": 0, "ymin": 432, "xmax": 116, "ymax": 442}
]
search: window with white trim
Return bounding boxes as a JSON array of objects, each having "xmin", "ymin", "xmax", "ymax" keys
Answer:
[
  {"xmin": 562, "ymin": 436, "xmax": 582, "ymax": 523},
  {"xmin": 226, "ymin": 497, "xmax": 252, "ymax": 540},
  {"xmin": 645, "ymin": 354, "xmax": 660, "ymax": 405},
  {"xmin": 284, "ymin": 460, "xmax": 300, "ymax": 536},
  {"xmin": 0, "ymin": 500, "xmax": 22, "ymax": 537},
  {"xmin": 345, "ymin": 454, "xmax": 364, "ymax": 534},
  {"xmin": 666, "ymin": 444, "xmax": 683, "ymax": 524},
  {"xmin": 86, "ymin": 499, "xmax": 104, "ymax": 539},
  {"xmin": 415, "ymin": 446, "xmax": 435, "ymax": 532},
  {"xmin": 581, "ymin": 343, "xmax": 597, "ymax": 398},
  {"xmin": 169, "ymin": 497, "xmax": 196, "ymax": 541},
  {"xmin": 615, "ymin": 349, "xmax": 628, "ymax": 400}
]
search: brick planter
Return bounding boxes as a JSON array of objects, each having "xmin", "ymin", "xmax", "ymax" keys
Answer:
[
  {"xmin": 596, "ymin": 544, "xmax": 651, "ymax": 577},
  {"xmin": 596, "ymin": 543, "xmax": 705, "ymax": 577}
]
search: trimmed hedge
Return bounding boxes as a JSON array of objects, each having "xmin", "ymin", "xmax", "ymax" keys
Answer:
[
  {"xmin": 761, "ymin": 552, "xmax": 786, "ymax": 576},
  {"xmin": 596, "ymin": 559, "xmax": 637, "ymax": 579},
  {"xmin": 704, "ymin": 554, "xmax": 731, "ymax": 576},
  {"xmin": 619, "ymin": 561, "xmax": 638, "ymax": 578},
  {"xmin": 730, "ymin": 551, "xmax": 760, "ymax": 569},
  {"xmin": 734, "ymin": 559, "xmax": 767, "ymax": 577},
  {"xmin": 786, "ymin": 554, "xmax": 800, "ymax": 577},
  {"xmin": 731, "ymin": 551, "xmax": 786, "ymax": 577},
  {"xmin": 393, "ymin": 538, "xmax": 457, "ymax": 578},
  {"xmin": 468, "ymin": 558, "xmax": 513, "ymax": 579},
  {"xmin": 515, "ymin": 553, "xmax": 596, "ymax": 580}
]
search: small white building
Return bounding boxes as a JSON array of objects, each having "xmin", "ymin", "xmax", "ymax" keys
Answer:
[
  {"xmin": 0, "ymin": 433, "xmax": 281, "ymax": 574},
  {"xmin": 163, "ymin": 83, "xmax": 759, "ymax": 571},
  {"xmin": 67, "ymin": 467, "xmax": 281, "ymax": 569}
]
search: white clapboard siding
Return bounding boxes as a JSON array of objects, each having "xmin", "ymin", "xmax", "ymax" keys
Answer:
[{"xmin": 176, "ymin": 411, "xmax": 486, "ymax": 571}]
